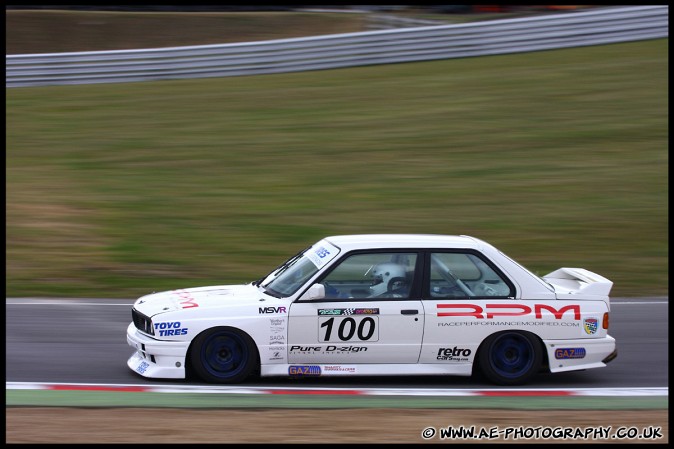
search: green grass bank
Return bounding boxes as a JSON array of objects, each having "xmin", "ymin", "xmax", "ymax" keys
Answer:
[{"xmin": 6, "ymin": 39, "xmax": 668, "ymax": 298}]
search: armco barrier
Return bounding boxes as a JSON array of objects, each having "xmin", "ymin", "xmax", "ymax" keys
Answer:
[{"xmin": 5, "ymin": 6, "xmax": 668, "ymax": 88}]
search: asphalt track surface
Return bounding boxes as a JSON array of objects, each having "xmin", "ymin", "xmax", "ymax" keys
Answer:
[{"xmin": 5, "ymin": 297, "xmax": 668, "ymax": 390}]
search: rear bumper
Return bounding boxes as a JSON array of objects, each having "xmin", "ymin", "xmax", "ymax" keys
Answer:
[
  {"xmin": 126, "ymin": 322, "xmax": 189, "ymax": 379},
  {"xmin": 602, "ymin": 347, "xmax": 618, "ymax": 364},
  {"xmin": 544, "ymin": 335, "xmax": 616, "ymax": 373}
]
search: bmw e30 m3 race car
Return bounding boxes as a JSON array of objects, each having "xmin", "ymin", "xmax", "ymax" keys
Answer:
[{"xmin": 127, "ymin": 234, "xmax": 617, "ymax": 385}]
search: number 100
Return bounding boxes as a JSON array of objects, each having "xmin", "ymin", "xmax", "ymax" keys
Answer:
[{"xmin": 319, "ymin": 317, "xmax": 377, "ymax": 342}]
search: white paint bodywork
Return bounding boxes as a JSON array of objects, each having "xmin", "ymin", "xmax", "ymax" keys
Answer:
[{"xmin": 126, "ymin": 234, "xmax": 617, "ymax": 381}]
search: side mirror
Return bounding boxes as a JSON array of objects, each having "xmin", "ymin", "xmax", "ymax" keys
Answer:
[{"xmin": 298, "ymin": 283, "xmax": 325, "ymax": 301}]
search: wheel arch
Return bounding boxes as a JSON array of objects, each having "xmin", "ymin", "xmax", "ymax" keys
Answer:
[
  {"xmin": 185, "ymin": 325, "xmax": 261, "ymax": 381},
  {"xmin": 472, "ymin": 329, "xmax": 548, "ymax": 380}
]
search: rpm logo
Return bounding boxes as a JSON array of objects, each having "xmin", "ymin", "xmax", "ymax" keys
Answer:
[{"xmin": 437, "ymin": 303, "xmax": 581, "ymax": 320}]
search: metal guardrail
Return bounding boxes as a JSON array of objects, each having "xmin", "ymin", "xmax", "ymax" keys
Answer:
[{"xmin": 6, "ymin": 6, "xmax": 668, "ymax": 88}]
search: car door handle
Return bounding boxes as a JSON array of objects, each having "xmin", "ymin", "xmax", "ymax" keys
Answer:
[{"xmin": 401, "ymin": 309, "xmax": 419, "ymax": 315}]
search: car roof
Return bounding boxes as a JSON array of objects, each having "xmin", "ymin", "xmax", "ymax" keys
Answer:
[{"xmin": 323, "ymin": 234, "xmax": 490, "ymax": 252}]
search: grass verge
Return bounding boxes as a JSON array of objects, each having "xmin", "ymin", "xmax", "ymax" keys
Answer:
[{"xmin": 6, "ymin": 39, "xmax": 668, "ymax": 298}]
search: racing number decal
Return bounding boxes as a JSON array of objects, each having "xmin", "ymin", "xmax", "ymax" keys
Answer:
[{"xmin": 319, "ymin": 316, "xmax": 379, "ymax": 342}]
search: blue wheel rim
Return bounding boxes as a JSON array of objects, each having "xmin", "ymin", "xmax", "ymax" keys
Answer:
[
  {"xmin": 201, "ymin": 331, "xmax": 248, "ymax": 379},
  {"xmin": 489, "ymin": 333, "xmax": 534, "ymax": 379}
]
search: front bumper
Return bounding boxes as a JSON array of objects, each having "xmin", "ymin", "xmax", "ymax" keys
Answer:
[{"xmin": 126, "ymin": 322, "xmax": 190, "ymax": 379}]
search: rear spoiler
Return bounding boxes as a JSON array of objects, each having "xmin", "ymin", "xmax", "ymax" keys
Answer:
[{"xmin": 542, "ymin": 267, "xmax": 613, "ymax": 297}]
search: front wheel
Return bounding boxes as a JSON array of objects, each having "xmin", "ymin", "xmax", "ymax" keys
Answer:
[
  {"xmin": 478, "ymin": 331, "xmax": 542, "ymax": 385},
  {"xmin": 189, "ymin": 327, "xmax": 259, "ymax": 383}
]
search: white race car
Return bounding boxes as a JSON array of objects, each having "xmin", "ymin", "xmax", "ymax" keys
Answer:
[{"xmin": 127, "ymin": 234, "xmax": 617, "ymax": 385}]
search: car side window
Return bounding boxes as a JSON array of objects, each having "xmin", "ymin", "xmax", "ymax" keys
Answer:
[
  {"xmin": 319, "ymin": 252, "xmax": 417, "ymax": 300},
  {"xmin": 428, "ymin": 252, "xmax": 513, "ymax": 299}
]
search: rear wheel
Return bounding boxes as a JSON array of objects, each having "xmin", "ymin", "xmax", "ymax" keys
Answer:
[
  {"xmin": 479, "ymin": 331, "xmax": 542, "ymax": 385},
  {"xmin": 190, "ymin": 327, "xmax": 258, "ymax": 383}
]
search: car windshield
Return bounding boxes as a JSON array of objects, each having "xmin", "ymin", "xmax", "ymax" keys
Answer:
[{"xmin": 259, "ymin": 240, "xmax": 340, "ymax": 298}]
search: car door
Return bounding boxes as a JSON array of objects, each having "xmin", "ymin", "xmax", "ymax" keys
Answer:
[
  {"xmin": 288, "ymin": 251, "xmax": 424, "ymax": 364},
  {"xmin": 421, "ymin": 251, "xmax": 605, "ymax": 361},
  {"xmin": 420, "ymin": 250, "xmax": 521, "ymax": 364}
]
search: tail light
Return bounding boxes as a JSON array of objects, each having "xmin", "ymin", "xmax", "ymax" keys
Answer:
[{"xmin": 602, "ymin": 312, "xmax": 609, "ymax": 329}]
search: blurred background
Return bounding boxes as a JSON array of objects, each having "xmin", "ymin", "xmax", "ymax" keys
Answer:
[
  {"xmin": 6, "ymin": 5, "xmax": 668, "ymax": 298},
  {"xmin": 6, "ymin": 5, "xmax": 599, "ymax": 53}
]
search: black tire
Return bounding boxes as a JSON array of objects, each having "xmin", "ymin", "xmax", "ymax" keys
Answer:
[
  {"xmin": 478, "ymin": 331, "xmax": 542, "ymax": 385},
  {"xmin": 189, "ymin": 327, "xmax": 259, "ymax": 383}
]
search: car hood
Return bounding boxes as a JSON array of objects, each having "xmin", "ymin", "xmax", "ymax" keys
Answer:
[{"xmin": 133, "ymin": 284, "xmax": 262, "ymax": 317}]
